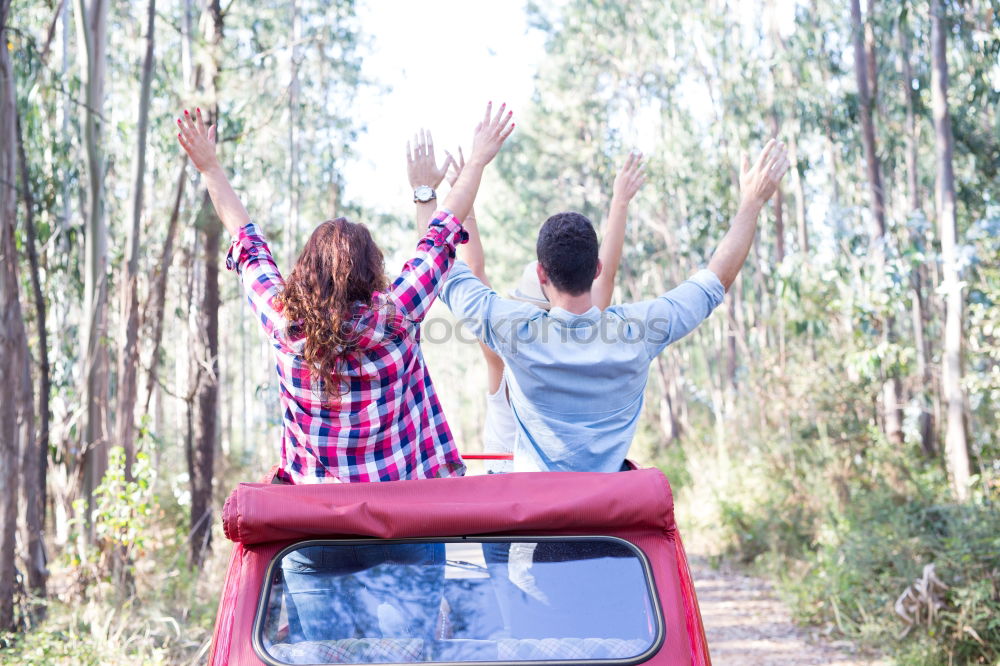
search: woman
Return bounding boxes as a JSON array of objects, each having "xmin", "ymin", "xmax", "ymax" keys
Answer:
[
  {"xmin": 179, "ymin": 103, "xmax": 513, "ymax": 645},
  {"xmin": 176, "ymin": 102, "xmax": 513, "ymax": 485}
]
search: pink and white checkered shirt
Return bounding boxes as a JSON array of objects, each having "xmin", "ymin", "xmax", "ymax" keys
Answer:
[{"xmin": 226, "ymin": 210, "xmax": 468, "ymax": 484}]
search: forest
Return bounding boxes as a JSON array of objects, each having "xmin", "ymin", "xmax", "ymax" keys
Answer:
[{"xmin": 0, "ymin": 0, "xmax": 998, "ymax": 664}]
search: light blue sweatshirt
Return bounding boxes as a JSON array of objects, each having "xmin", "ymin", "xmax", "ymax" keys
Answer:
[{"xmin": 440, "ymin": 261, "xmax": 725, "ymax": 472}]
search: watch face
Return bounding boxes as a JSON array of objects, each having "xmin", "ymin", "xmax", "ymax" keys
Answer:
[{"xmin": 414, "ymin": 186, "xmax": 435, "ymax": 203}]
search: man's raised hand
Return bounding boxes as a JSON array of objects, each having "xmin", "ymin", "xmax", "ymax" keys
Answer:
[
  {"xmin": 707, "ymin": 139, "xmax": 792, "ymax": 290},
  {"xmin": 407, "ymin": 129, "xmax": 453, "ymax": 190},
  {"xmin": 468, "ymin": 102, "xmax": 515, "ymax": 167},
  {"xmin": 612, "ymin": 151, "xmax": 646, "ymax": 204},
  {"xmin": 739, "ymin": 139, "xmax": 790, "ymax": 207},
  {"xmin": 176, "ymin": 108, "xmax": 219, "ymax": 174},
  {"xmin": 593, "ymin": 151, "xmax": 645, "ymax": 310}
]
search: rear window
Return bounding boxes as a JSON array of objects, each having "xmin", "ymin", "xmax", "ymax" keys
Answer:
[{"xmin": 254, "ymin": 537, "xmax": 663, "ymax": 664}]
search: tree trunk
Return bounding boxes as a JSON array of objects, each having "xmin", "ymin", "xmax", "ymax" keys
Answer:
[
  {"xmin": 188, "ymin": 0, "xmax": 224, "ymax": 568},
  {"xmin": 765, "ymin": 1, "xmax": 806, "ymax": 256},
  {"xmin": 930, "ymin": 0, "xmax": 971, "ymax": 500},
  {"xmin": 726, "ymin": 285, "xmax": 739, "ymax": 396},
  {"xmin": 850, "ymin": 0, "xmax": 886, "ymax": 238},
  {"xmin": 58, "ymin": 0, "xmax": 71, "ymax": 252},
  {"xmin": 142, "ymin": 162, "xmax": 186, "ymax": 415},
  {"xmin": 789, "ymin": 131, "xmax": 808, "ymax": 254},
  {"xmin": 911, "ymin": 278, "xmax": 935, "ymax": 454},
  {"xmin": 865, "ymin": 0, "xmax": 879, "ymax": 118},
  {"xmin": 900, "ymin": 21, "xmax": 920, "ymax": 216},
  {"xmin": 191, "ymin": 192, "xmax": 220, "ymax": 568},
  {"xmin": 143, "ymin": 0, "xmax": 193, "ymax": 420},
  {"xmin": 900, "ymin": 14, "xmax": 935, "ymax": 457},
  {"xmin": 654, "ymin": 356, "xmax": 682, "ymax": 443},
  {"xmin": 15, "ymin": 113, "xmax": 48, "ymax": 601},
  {"xmin": 18, "ymin": 348, "xmax": 46, "ymax": 606},
  {"xmin": 116, "ymin": 0, "xmax": 156, "ymax": 479},
  {"xmin": 0, "ymin": 0, "xmax": 24, "ymax": 629},
  {"xmin": 851, "ymin": 0, "xmax": 902, "ymax": 446},
  {"xmin": 769, "ymin": 116, "xmax": 786, "ymax": 263},
  {"xmin": 182, "ymin": 236, "xmax": 198, "ymax": 558},
  {"xmin": 75, "ymin": 0, "xmax": 110, "ymax": 540},
  {"xmin": 818, "ymin": 23, "xmax": 841, "ymax": 230}
]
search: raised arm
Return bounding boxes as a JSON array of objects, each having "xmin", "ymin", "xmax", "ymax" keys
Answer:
[
  {"xmin": 708, "ymin": 139, "xmax": 789, "ymax": 290},
  {"xmin": 387, "ymin": 103, "xmax": 514, "ymax": 324},
  {"xmin": 592, "ymin": 152, "xmax": 646, "ymax": 309},
  {"xmin": 445, "ymin": 147, "xmax": 490, "ymax": 286},
  {"xmin": 442, "ymin": 102, "xmax": 514, "ymax": 223},
  {"xmin": 178, "ymin": 109, "xmax": 290, "ymax": 348},
  {"xmin": 445, "ymin": 147, "xmax": 504, "ymax": 393},
  {"xmin": 176, "ymin": 108, "xmax": 249, "ymax": 237},
  {"xmin": 407, "ymin": 129, "xmax": 454, "ymax": 239}
]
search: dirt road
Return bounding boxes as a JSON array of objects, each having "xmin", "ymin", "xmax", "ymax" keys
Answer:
[{"xmin": 690, "ymin": 558, "xmax": 888, "ymax": 665}]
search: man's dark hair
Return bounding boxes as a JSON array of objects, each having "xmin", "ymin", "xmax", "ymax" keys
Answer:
[{"xmin": 536, "ymin": 212, "xmax": 599, "ymax": 296}]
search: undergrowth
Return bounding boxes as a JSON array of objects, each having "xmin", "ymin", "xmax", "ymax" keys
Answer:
[
  {"xmin": 674, "ymin": 401, "xmax": 1000, "ymax": 665},
  {"xmin": 0, "ymin": 448, "xmax": 239, "ymax": 665}
]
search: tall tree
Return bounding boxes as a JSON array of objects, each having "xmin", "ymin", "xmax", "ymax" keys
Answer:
[
  {"xmin": 850, "ymin": 0, "xmax": 903, "ymax": 446},
  {"xmin": 0, "ymin": 0, "xmax": 23, "ymax": 631},
  {"xmin": 851, "ymin": 0, "xmax": 887, "ymax": 238},
  {"xmin": 899, "ymin": 8, "xmax": 935, "ymax": 457},
  {"xmin": 189, "ymin": 0, "xmax": 224, "ymax": 568},
  {"xmin": 765, "ymin": 0, "xmax": 807, "ymax": 255},
  {"xmin": 930, "ymin": 0, "xmax": 971, "ymax": 500},
  {"xmin": 142, "ymin": 162, "xmax": 186, "ymax": 416},
  {"xmin": 15, "ymin": 114, "xmax": 48, "ymax": 600},
  {"xmin": 116, "ymin": 0, "xmax": 156, "ymax": 479},
  {"xmin": 143, "ymin": 0, "xmax": 192, "ymax": 419},
  {"xmin": 75, "ymin": 0, "xmax": 110, "ymax": 538}
]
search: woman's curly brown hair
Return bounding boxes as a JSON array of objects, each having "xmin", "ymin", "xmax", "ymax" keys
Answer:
[{"xmin": 278, "ymin": 218, "xmax": 388, "ymax": 402}]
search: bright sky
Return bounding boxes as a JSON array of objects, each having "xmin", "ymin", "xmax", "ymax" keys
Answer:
[
  {"xmin": 339, "ymin": 0, "xmax": 839, "ymax": 262},
  {"xmin": 342, "ymin": 0, "xmax": 546, "ymax": 216}
]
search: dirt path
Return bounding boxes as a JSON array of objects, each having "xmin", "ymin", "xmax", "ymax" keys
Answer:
[{"xmin": 689, "ymin": 557, "xmax": 888, "ymax": 665}]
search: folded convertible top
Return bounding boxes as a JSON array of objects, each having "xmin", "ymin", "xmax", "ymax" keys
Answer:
[{"xmin": 222, "ymin": 468, "xmax": 676, "ymax": 545}]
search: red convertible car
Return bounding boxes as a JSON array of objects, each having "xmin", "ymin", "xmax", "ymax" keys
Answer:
[{"xmin": 208, "ymin": 467, "xmax": 711, "ymax": 665}]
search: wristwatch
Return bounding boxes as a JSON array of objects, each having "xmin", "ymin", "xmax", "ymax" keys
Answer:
[{"xmin": 413, "ymin": 185, "xmax": 436, "ymax": 203}]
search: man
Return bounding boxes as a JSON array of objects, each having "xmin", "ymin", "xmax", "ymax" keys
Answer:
[
  {"xmin": 406, "ymin": 130, "xmax": 646, "ymax": 473},
  {"xmin": 440, "ymin": 140, "xmax": 790, "ymax": 472}
]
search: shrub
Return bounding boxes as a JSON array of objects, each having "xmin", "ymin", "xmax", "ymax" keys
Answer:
[{"xmin": 781, "ymin": 490, "xmax": 1000, "ymax": 664}]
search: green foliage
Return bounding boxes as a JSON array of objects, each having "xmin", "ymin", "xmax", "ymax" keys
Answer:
[
  {"xmin": 673, "ymin": 223, "xmax": 999, "ymax": 662},
  {"xmin": 717, "ymin": 496, "xmax": 816, "ymax": 565},
  {"xmin": 783, "ymin": 492, "xmax": 1000, "ymax": 665},
  {"xmin": 965, "ymin": 209, "xmax": 1000, "ymax": 470},
  {"xmin": 64, "ymin": 446, "xmax": 155, "ymax": 592},
  {"xmin": 92, "ymin": 448, "xmax": 154, "ymax": 554},
  {"xmin": 1, "ymin": 451, "xmax": 229, "ymax": 664}
]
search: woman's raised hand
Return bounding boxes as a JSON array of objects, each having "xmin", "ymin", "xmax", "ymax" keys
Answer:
[
  {"xmin": 407, "ymin": 129, "xmax": 454, "ymax": 190},
  {"xmin": 177, "ymin": 108, "xmax": 220, "ymax": 174},
  {"xmin": 175, "ymin": 108, "xmax": 250, "ymax": 237},
  {"xmin": 467, "ymin": 102, "xmax": 514, "ymax": 167}
]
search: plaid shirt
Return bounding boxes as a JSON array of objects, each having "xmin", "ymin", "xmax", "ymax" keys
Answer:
[{"xmin": 226, "ymin": 210, "xmax": 468, "ymax": 484}]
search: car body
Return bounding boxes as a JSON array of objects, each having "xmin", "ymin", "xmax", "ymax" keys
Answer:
[{"xmin": 208, "ymin": 468, "xmax": 711, "ymax": 665}]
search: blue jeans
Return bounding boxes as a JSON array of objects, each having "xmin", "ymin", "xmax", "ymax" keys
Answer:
[{"xmin": 281, "ymin": 543, "xmax": 445, "ymax": 642}]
